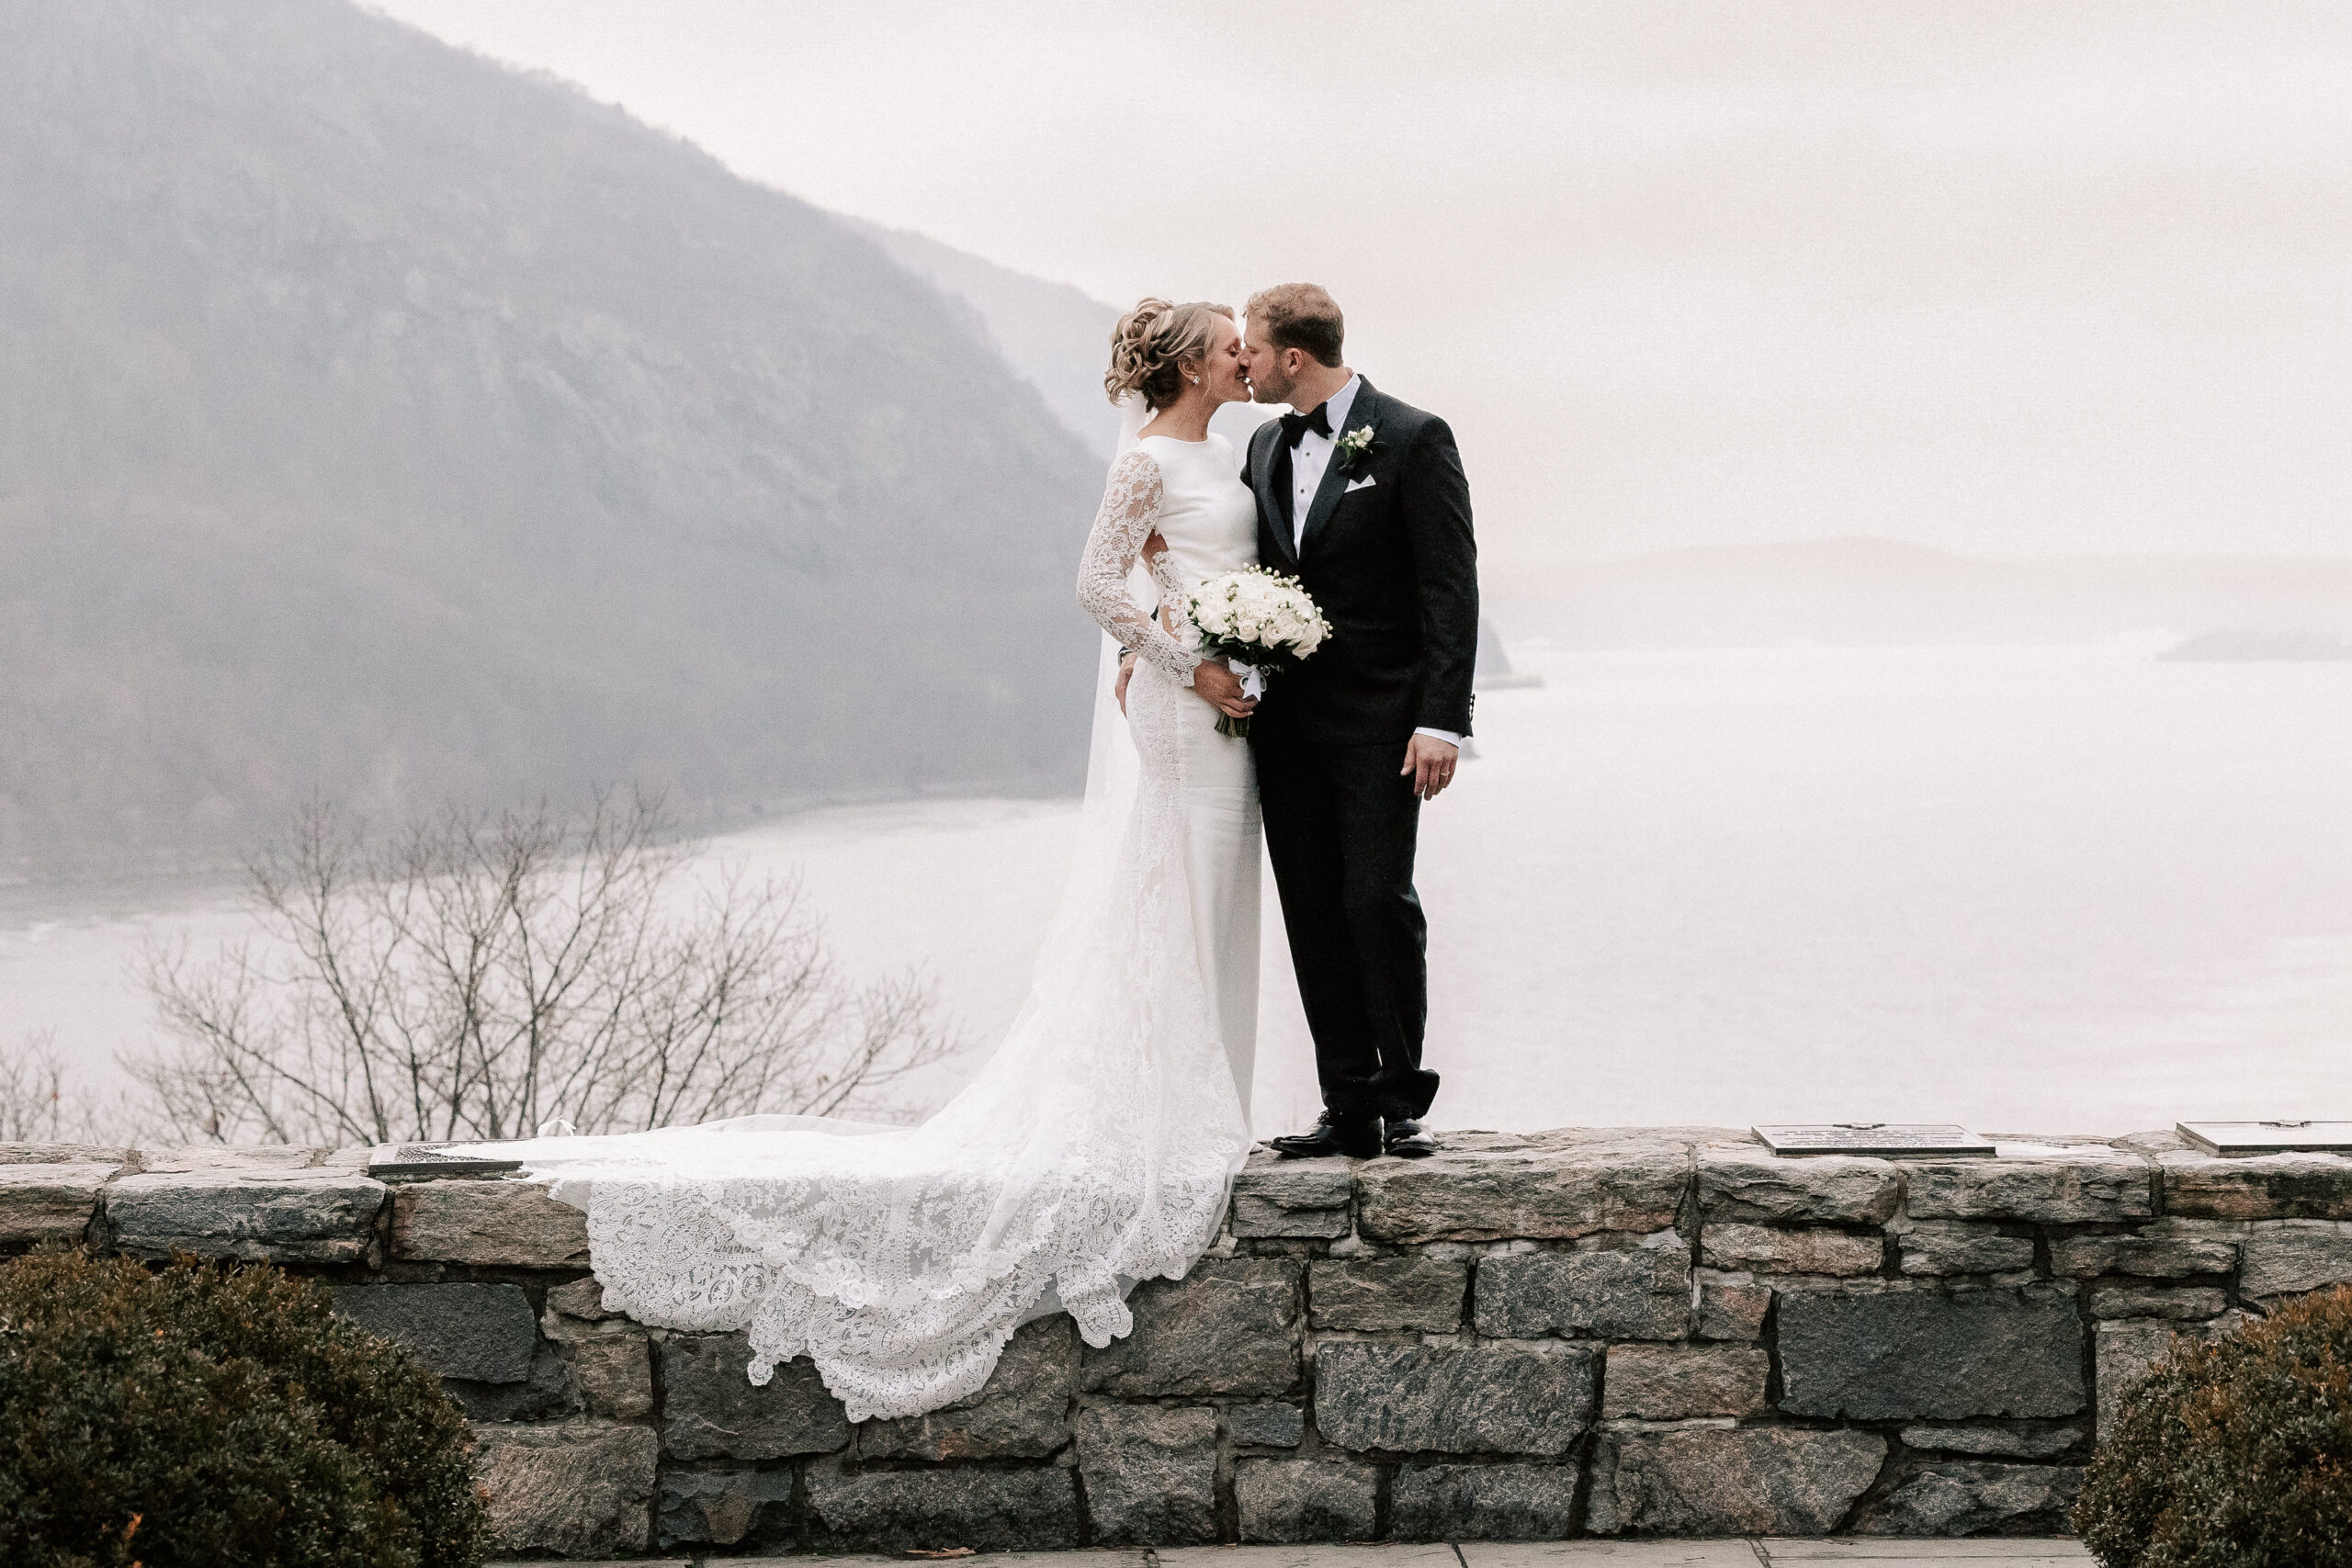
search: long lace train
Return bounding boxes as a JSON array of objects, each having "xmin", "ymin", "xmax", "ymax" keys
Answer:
[
  {"xmin": 474, "ymin": 407, "xmax": 1258, "ymax": 1423},
  {"xmin": 474, "ymin": 655, "xmax": 1249, "ymax": 1423}
]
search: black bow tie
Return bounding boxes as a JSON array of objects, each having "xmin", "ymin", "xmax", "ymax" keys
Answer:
[{"xmin": 1279, "ymin": 403, "xmax": 1332, "ymax": 447}]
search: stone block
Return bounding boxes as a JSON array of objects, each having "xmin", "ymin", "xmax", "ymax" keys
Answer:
[
  {"xmin": 1899, "ymin": 1425, "xmax": 2084, "ymax": 1459},
  {"xmin": 1695, "ymin": 1276, "xmax": 1771, "ymax": 1340},
  {"xmin": 104, "ymin": 1169, "xmax": 387, "ymax": 1262},
  {"xmin": 2240, "ymin": 1220, "xmax": 2352, "ymax": 1297},
  {"xmin": 2095, "ymin": 1315, "xmax": 2244, "ymax": 1439},
  {"xmin": 1600, "ymin": 1345, "xmax": 1770, "ymax": 1419},
  {"xmin": 2161, "ymin": 1148, "xmax": 2352, "ymax": 1221},
  {"xmin": 1474, "ymin": 1239, "xmax": 1691, "ymax": 1339},
  {"xmin": 1083, "ymin": 1258, "xmax": 1298, "ymax": 1397},
  {"xmin": 1391, "ymin": 1463, "xmax": 1577, "ymax": 1540},
  {"xmin": 1851, "ymin": 1461, "xmax": 2083, "ymax": 1536},
  {"xmin": 1234, "ymin": 1459, "xmax": 1378, "ymax": 1542},
  {"xmin": 1895, "ymin": 1221, "xmax": 2035, "ymax": 1277},
  {"xmin": 472, "ymin": 1420, "xmax": 659, "ymax": 1558},
  {"xmin": 529, "ymin": 1288, "xmax": 649, "ymax": 1419},
  {"xmin": 1355, "ymin": 1129, "xmax": 1689, "ymax": 1244},
  {"xmin": 860, "ymin": 1316, "xmax": 1078, "ymax": 1460},
  {"xmin": 2111, "ymin": 1130, "xmax": 2188, "ymax": 1156},
  {"xmin": 1697, "ymin": 1145, "xmax": 1900, "ymax": 1224},
  {"xmin": 536, "ymin": 1280, "xmax": 653, "ymax": 1418},
  {"xmin": 0, "ymin": 1161, "xmax": 114, "ymax": 1244},
  {"xmin": 560, "ymin": 1327, "xmax": 653, "ymax": 1419},
  {"xmin": 806, "ymin": 1463, "xmax": 1080, "ymax": 1551},
  {"xmin": 1906, "ymin": 1151, "xmax": 2154, "ymax": 1224},
  {"xmin": 0, "ymin": 1142, "xmax": 134, "ymax": 1165},
  {"xmin": 1231, "ymin": 1151, "xmax": 1352, "ymax": 1237},
  {"xmin": 331, "ymin": 1282, "xmax": 538, "ymax": 1382},
  {"xmin": 2052, "ymin": 1232, "xmax": 2239, "ymax": 1279},
  {"xmin": 1314, "ymin": 1340, "xmax": 1596, "ymax": 1457},
  {"xmin": 389, "ymin": 1178, "xmax": 589, "ymax": 1267},
  {"xmin": 659, "ymin": 1468, "xmax": 796, "ymax": 1550},
  {"xmin": 445, "ymin": 1339, "xmax": 580, "ymax": 1423},
  {"xmin": 138, "ymin": 1145, "xmax": 324, "ymax": 1172},
  {"xmin": 1310, "ymin": 1253, "xmax": 1467, "ymax": 1331},
  {"xmin": 662, "ymin": 1332, "xmax": 850, "ymax": 1459},
  {"xmin": 2086, "ymin": 1282, "xmax": 2227, "ymax": 1320},
  {"xmin": 2096, "ymin": 1318, "xmax": 2175, "ymax": 1439},
  {"xmin": 543, "ymin": 1274, "xmax": 620, "ymax": 1321},
  {"xmin": 1589, "ymin": 1425, "xmax": 1883, "ymax": 1536},
  {"xmin": 1778, "ymin": 1287, "xmax": 2086, "ymax": 1419},
  {"xmin": 1701, "ymin": 1223, "xmax": 1881, "ymax": 1276},
  {"xmin": 1227, "ymin": 1402, "xmax": 1305, "ymax": 1447},
  {"xmin": 1073, "ymin": 1404, "xmax": 1218, "ymax": 1545}
]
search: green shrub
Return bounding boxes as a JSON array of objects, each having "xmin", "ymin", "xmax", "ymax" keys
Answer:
[
  {"xmin": 2075, "ymin": 1285, "xmax": 2352, "ymax": 1567},
  {"xmin": 0, "ymin": 1248, "xmax": 488, "ymax": 1568}
]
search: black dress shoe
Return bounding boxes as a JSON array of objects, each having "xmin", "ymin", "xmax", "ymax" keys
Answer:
[
  {"xmin": 1268, "ymin": 1111, "xmax": 1385, "ymax": 1160},
  {"xmin": 1384, "ymin": 1118, "xmax": 1441, "ymax": 1157}
]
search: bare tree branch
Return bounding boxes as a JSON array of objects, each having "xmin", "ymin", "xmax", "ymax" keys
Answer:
[
  {"xmin": 0, "ymin": 1030, "xmax": 150, "ymax": 1145},
  {"xmin": 132, "ymin": 793, "xmax": 965, "ymax": 1145}
]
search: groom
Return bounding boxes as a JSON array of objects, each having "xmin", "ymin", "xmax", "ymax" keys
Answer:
[{"xmin": 1239, "ymin": 284, "xmax": 1478, "ymax": 1161}]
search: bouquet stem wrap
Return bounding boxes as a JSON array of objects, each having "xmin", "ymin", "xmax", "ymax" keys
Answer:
[
  {"xmin": 1184, "ymin": 568, "xmax": 1332, "ymax": 740},
  {"xmin": 1216, "ymin": 662, "xmax": 1269, "ymax": 737}
]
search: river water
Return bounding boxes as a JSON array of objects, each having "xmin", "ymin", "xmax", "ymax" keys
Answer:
[{"xmin": 6, "ymin": 642, "xmax": 2348, "ymax": 1137}]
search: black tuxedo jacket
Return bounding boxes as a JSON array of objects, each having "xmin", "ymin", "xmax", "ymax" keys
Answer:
[{"xmin": 1242, "ymin": 378, "xmax": 1479, "ymax": 746}]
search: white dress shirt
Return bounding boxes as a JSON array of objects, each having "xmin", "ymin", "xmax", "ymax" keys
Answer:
[
  {"xmin": 1286, "ymin": 375, "xmax": 1461, "ymax": 750},
  {"xmin": 1287, "ymin": 374, "xmax": 1361, "ymax": 554}
]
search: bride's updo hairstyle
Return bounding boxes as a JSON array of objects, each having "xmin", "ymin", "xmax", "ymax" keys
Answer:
[{"xmin": 1105, "ymin": 298, "xmax": 1234, "ymax": 410}]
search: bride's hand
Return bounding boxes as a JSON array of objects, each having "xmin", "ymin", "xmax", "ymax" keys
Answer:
[
  {"xmin": 1191, "ymin": 660, "xmax": 1257, "ymax": 719},
  {"xmin": 1115, "ymin": 652, "xmax": 1136, "ymax": 715}
]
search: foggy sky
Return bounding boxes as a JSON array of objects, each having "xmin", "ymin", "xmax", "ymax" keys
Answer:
[{"xmin": 368, "ymin": 1, "xmax": 2352, "ymax": 567}]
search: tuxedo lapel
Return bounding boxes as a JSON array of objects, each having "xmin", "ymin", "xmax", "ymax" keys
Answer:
[
  {"xmin": 1298, "ymin": 378, "xmax": 1378, "ymax": 560},
  {"xmin": 1251, "ymin": 420, "xmax": 1297, "ymax": 570}
]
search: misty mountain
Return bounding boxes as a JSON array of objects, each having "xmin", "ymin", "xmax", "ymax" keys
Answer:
[
  {"xmin": 854, "ymin": 220, "xmax": 1275, "ymax": 459},
  {"xmin": 1487, "ymin": 537, "xmax": 2352, "ymax": 650},
  {"xmin": 0, "ymin": 0, "xmax": 1108, "ymax": 876},
  {"xmin": 845, "ymin": 219, "xmax": 1128, "ymax": 458}
]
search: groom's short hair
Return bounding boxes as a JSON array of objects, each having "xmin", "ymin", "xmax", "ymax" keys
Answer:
[{"xmin": 1247, "ymin": 284, "xmax": 1344, "ymax": 367}]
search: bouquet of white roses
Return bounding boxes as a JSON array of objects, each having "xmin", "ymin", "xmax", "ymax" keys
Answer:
[{"xmin": 1184, "ymin": 565, "xmax": 1334, "ymax": 738}]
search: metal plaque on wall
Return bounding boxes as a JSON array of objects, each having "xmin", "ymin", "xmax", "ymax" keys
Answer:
[
  {"xmin": 368, "ymin": 1144, "xmax": 526, "ymax": 1179},
  {"xmin": 1753, "ymin": 1123, "xmax": 1996, "ymax": 1158},
  {"xmin": 2177, "ymin": 1121, "xmax": 2352, "ymax": 1157}
]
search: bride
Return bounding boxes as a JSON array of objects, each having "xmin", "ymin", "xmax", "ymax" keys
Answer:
[{"xmin": 474, "ymin": 299, "xmax": 1268, "ymax": 1423}]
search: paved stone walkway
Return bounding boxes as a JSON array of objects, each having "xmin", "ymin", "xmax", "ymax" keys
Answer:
[{"xmin": 525, "ymin": 1540, "xmax": 2094, "ymax": 1568}]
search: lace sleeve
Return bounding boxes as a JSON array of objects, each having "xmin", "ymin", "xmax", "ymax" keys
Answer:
[{"xmin": 1076, "ymin": 448, "xmax": 1202, "ymax": 685}]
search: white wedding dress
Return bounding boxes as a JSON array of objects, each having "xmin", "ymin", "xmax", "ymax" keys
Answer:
[
  {"xmin": 1083, "ymin": 430, "xmax": 1265, "ymax": 1100},
  {"xmin": 470, "ymin": 414, "xmax": 1264, "ymax": 1423}
]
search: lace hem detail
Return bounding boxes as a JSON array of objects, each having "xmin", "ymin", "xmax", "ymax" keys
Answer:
[{"xmin": 563, "ymin": 1133, "xmax": 1240, "ymax": 1419}]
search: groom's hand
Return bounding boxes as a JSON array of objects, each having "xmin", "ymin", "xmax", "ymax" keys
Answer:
[
  {"xmin": 1402, "ymin": 733, "xmax": 1460, "ymax": 800},
  {"xmin": 1192, "ymin": 660, "xmax": 1258, "ymax": 719}
]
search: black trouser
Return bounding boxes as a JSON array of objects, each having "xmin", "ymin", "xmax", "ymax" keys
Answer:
[{"xmin": 1253, "ymin": 734, "xmax": 1439, "ymax": 1122}]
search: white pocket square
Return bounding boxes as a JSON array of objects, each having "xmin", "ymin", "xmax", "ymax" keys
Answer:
[{"xmin": 1344, "ymin": 475, "xmax": 1377, "ymax": 492}]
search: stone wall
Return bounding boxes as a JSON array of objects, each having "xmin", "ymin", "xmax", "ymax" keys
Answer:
[{"xmin": 6, "ymin": 1126, "xmax": 2348, "ymax": 1555}]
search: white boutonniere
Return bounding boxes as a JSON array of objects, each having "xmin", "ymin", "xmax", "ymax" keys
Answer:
[{"xmin": 1333, "ymin": 423, "xmax": 1377, "ymax": 476}]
